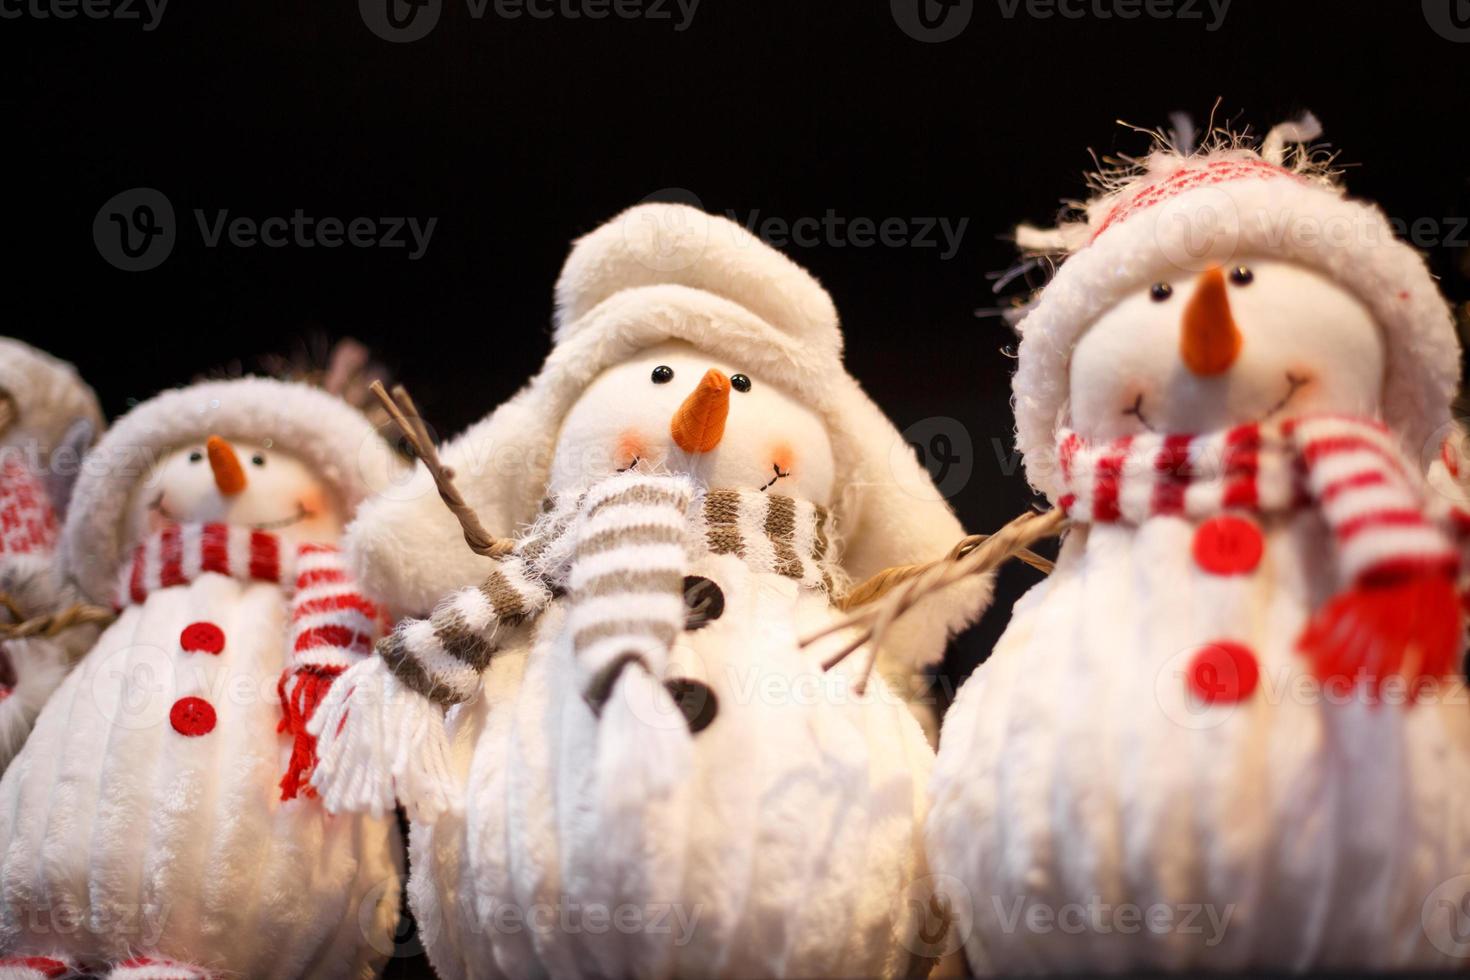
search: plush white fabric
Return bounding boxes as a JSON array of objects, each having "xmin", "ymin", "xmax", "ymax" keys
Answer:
[
  {"xmin": 64, "ymin": 378, "xmax": 404, "ymax": 604},
  {"xmin": 929, "ymin": 513, "xmax": 1470, "ymax": 972},
  {"xmin": 348, "ymin": 205, "xmax": 988, "ymax": 675},
  {"xmin": 0, "ymin": 341, "xmax": 102, "ymax": 773},
  {"xmin": 0, "ymin": 576, "xmax": 403, "ymax": 978},
  {"xmin": 0, "ymin": 555, "xmax": 99, "ymax": 772},
  {"xmin": 412, "ymin": 553, "xmax": 939, "ymax": 980},
  {"xmin": 0, "ymin": 339, "xmax": 102, "ymax": 466}
]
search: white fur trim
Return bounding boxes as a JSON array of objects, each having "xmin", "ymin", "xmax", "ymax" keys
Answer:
[
  {"xmin": 1014, "ymin": 159, "xmax": 1459, "ymax": 502},
  {"xmin": 61, "ymin": 377, "xmax": 405, "ymax": 604},
  {"xmin": 348, "ymin": 208, "xmax": 985, "ymax": 671},
  {"xmin": 0, "ymin": 338, "xmax": 102, "ymax": 459}
]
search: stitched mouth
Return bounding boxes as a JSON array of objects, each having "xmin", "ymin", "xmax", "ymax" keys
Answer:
[
  {"xmin": 617, "ymin": 456, "xmax": 642, "ymax": 473},
  {"xmin": 760, "ymin": 463, "xmax": 792, "ymax": 492},
  {"xmin": 253, "ymin": 505, "xmax": 311, "ymax": 531},
  {"xmin": 149, "ymin": 493, "xmax": 310, "ymax": 531},
  {"xmin": 1122, "ymin": 372, "xmax": 1309, "ymax": 433}
]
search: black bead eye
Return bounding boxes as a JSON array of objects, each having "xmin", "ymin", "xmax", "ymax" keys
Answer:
[
  {"xmin": 651, "ymin": 365, "xmax": 674, "ymax": 384},
  {"xmin": 1230, "ymin": 265, "xmax": 1255, "ymax": 286},
  {"xmin": 1150, "ymin": 283, "xmax": 1174, "ymax": 303},
  {"xmin": 251, "ymin": 454, "xmax": 266, "ymax": 467},
  {"xmin": 188, "ymin": 450, "xmax": 203, "ymax": 463},
  {"xmin": 730, "ymin": 374, "xmax": 752, "ymax": 393}
]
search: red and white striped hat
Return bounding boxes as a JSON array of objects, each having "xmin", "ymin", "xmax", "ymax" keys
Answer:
[{"xmin": 1010, "ymin": 115, "xmax": 1461, "ymax": 502}]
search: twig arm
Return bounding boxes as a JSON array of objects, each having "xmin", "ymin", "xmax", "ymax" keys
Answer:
[{"xmin": 369, "ymin": 381, "xmax": 515, "ymax": 559}]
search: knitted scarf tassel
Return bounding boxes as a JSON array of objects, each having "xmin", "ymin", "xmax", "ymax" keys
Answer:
[{"xmin": 1290, "ymin": 418, "xmax": 1461, "ymax": 698}]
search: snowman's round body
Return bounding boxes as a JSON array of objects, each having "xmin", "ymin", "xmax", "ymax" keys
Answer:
[
  {"xmin": 930, "ymin": 507, "xmax": 1470, "ymax": 973},
  {"xmin": 413, "ymin": 550, "xmax": 936, "ymax": 980},
  {"xmin": 0, "ymin": 571, "xmax": 403, "ymax": 978}
]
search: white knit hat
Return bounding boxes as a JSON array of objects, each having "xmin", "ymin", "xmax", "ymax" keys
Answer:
[
  {"xmin": 1012, "ymin": 116, "xmax": 1462, "ymax": 501},
  {"xmin": 348, "ymin": 203, "xmax": 985, "ymax": 670},
  {"xmin": 0, "ymin": 338, "xmax": 103, "ymax": 459},
  {"xmin": 62, "ymin": 377, "xmax": 406, "ymax": 603}
]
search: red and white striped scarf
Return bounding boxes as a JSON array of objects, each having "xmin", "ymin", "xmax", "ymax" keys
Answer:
[
  {"xmin": 0, "ymin": 453, "xmax": 58, "ymax": 558},
  {"xmin": 1056, "ymin": 416, "xmax": 1463, "ymax": 697},
  {"xmin": 120, "ymin": 523, "xmax": 385, "ymax": 799}
]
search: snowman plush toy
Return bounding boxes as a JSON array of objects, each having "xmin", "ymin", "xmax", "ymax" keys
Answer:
[
  {"xmin": 0, "ymin": 340, "xmax": 103, "ymax": 772},
  {"xmin": 0, "ymin": 377, "xmax": 406, "ymax": 979},
  {"xmin": 312, "ymin": 203, "xmax": 989, "ymax": 979},
  {"xmin": 927, "ymin": 116, "xmax": 1470, "ymax": 973}
]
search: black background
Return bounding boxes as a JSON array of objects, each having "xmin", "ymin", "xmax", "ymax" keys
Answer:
[{"xmin": 5, "ymin": 1, "xmax": 1470, "ymax": 973}]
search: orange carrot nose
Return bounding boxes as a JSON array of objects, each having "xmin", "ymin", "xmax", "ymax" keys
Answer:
[
  {"xmin": 206, "ymin": 435, "xmax": 247, "ymax": 496},
  {"xmin": 1180, "ymin": 265, "xmax": 1243, "ymax": 377},
  {"xmin": 671, "ymin": 369, "xmax": 731, "ymax": 454}
]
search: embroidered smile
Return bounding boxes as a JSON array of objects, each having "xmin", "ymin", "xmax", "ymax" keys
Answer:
[
  {"xmin": 1123, "ymin": 371, "xmax": 1309, "ymax": 432},
  {"xmin": 760, "ymin": 463, "xmax": 792, "ymax": 492},
  {"xmin": 150, "ymin": 493, "xmax": 313, "ymax": 531}
]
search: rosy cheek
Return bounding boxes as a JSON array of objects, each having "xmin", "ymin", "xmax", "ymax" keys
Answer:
[
  {"xmin": 617, "ymin": 431, "xmax": 649, "ymax": 467},
  {"xmin": 770, "ymin": 443, "xmax": 795, "ymax": 474},
  {"xmin": 298, "ymin": 488, "xmax": 327, "ymax": 516}
]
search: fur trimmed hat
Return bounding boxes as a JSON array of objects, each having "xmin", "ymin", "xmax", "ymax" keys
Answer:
[
  {"xmin": 348, "ymin": 203, "xmax": 986, "ymax": 671},
  {"xmin": 0, "ymin": 339, "xmax": 103, "ymax": 459},
  {"xmin": 62, "ymin": 377, "xmax": 405, "ymax": 603},
  {"xmin": 1011, "ymin": 115, "xmax": 1461, "ymax": 501}
]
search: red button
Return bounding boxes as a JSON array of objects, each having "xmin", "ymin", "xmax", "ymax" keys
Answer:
[
  {"xmin": 170, "ymin": 696, "xmax": 217, "ymax": 736},
  {"xmin": 1187, "ymin": 642, "xmax": 1260, "ymax": 705},
  {"xmin": 180, "ymin": 622, "xmax": 225, "ymax": 655},
  {"xmin": 1193, "ymin": 515, "xmax": 1263, "ymax": 576}
]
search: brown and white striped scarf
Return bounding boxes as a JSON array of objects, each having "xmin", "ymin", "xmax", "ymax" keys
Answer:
[{"xmin": 376, "ymin": 476, "xmax": 839, "ymax": 710}]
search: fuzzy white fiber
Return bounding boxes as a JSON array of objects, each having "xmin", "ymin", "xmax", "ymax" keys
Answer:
[
  {"xmin": 410, "ymin": 554, "xmax": 941, "ymax": 980},
  {"xmin": 929, "ymin": 516, "xmax": 1470, "ymax": 973},
  {"xmin": 1010, "ymin": 122, "xmax": 1460, "ymax": 502},
  {"xmin": 0, "ymin": 339, "xmax": 103, "ymax": 464},
  {"xmin": 0, "ymin": 576, "xmax": 404, "ymax": 978}
]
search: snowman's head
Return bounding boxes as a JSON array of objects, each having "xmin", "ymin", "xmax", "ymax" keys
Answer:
[
  {"xmin": 548, "ymin": 340, "xmax": 836, "ymax": 505},
  {"xmin": 127, "ymin": 435, "xmax": 345, "ymax": 548},
  {"xmin": 1068, "ymin": 258, "xmax": 1385, "ymax": 439}
]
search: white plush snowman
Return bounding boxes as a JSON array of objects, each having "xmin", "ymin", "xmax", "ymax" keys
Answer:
[
  {"xmin": 0, "ymin": 377, "xmax": 407, "ymax": 979},
  {"xmin": 928, "ymin": 117, "xmax": 1470, "ymax": 973},
  {"xmin": 0, "ymin": 339, "xmax": 104, "ymax": 772},
  {"xmin": 314, "ymin": 204, "xmax": 990, "ymax": 979}
]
